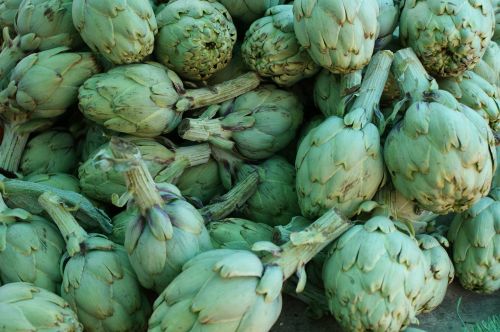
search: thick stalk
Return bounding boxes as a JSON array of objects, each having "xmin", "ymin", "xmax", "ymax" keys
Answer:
[
  {"xmin": 178, "ymin": 118, "xmax": 234, "ymax": 150},
  {"xmin": 263, "ymin": 208, "xmax": 352, "ymax": 280},
  {"xmin": 176, "ymin": 72, "xmax": 260, "ymax": 111},
  {"xmin": 340, "ymin": 70, "xmax": 362, "ymax": 96},
  {"xmin": 155, "ymin": 143, "xmax": 211, "ymax": 183},
  {"xmin": 0, "ymin": 119, "xmax": 29, "ymax": 174},
  {"xmin": 200, "ymin": 171, "xmax": 259, "ymax": 222}
]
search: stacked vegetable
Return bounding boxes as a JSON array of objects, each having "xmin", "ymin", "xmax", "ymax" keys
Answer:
[{"xmin": 0, "ymin": 0, "xmax": 498, "ymax": 331}]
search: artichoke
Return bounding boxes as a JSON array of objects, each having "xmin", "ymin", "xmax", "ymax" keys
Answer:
[
  {"xmin": 323, "ymin": 216, "xmax": 429, "ymax": 331},
  {"xmin": 0, "ymin": 0, "xmax": 22, "ymax": 30},
  {"xmin": 399, "ymin": 0, "xmax": 495, "ymax": 77},
  {"xmin": 216, "ymin": 0, "xmax": 285, "ymax": 24},
  {"xmin": 472, "ymin": 42, "xmax": 500, "ymax": 94},
  {"xmin": 384, "ymin": 48, "xmax": 497, "ymax": 214},
  {"xmin": 20, "ymin": 130, "xmax": 77, "ymax": 176},
  {"xmin": 296, "ymin": 51, "xmax": 393, "ymax": 219},
  {"xmin": 375, "ymin": 0, "xmax": 400, "ymax": 49},
  {"xmin": 103, "ymin": 137, "xmax": 212, "ymax": 293},
  {"xmin": 148, "ymin": 208, "xmax": 352, "ymax": 332},
  {"xmin": 208, "ymin": 218, "xmax": 274, "ymax": 251},
  {"xmin": 494, "ymin": 0, "xmax": 500, "ymax": 42},
  {"xmin": 72, "ymin": 0, "xmax": 157, "ymax": 64},
  {"xmin": 0, "ymin": 194, "xmax": 64, "ymax": 293},
  {"xmin": 179, "ymin": 85, "xmax": 304, "ymax": 160},
  {"xmin": 155, "ymin": 0, "xmax": 237, "ymax": 81},
  {"xmin": 175, "ymin": 158, "xmax": 225, "ymax": 204},
  {"xmin": 80, "ymin": 123, "xmax": 112, "ymax": 162},
  {"xmin": 24, "ymin": 173, "xmax": 81, "ymax": 192},
  {"xmin": 207, "ymin": 41, "xmax": 250, "ymax": 85},
  {"xmin": 39, "ymin": 191, "xmax": 151, "ymax": 331},
  {"xmin": 293, "ymin": 0, "xmax": 379, "ymax": 74},
  {"xmin": 0, "ymin": 282, "xmax": 82, "ymax": 331},
  {"xmin": 78, "ymin": 62, "xmax": 260, "ymax": 137},
  {"xmin": 241, "ymin": 5, "xmax": 319, "ymax": 87},
  {"xmin": 447, "ymin": 195, "xmax": 500, "ymax": 293},
  {"xmin": 0, "ymin": 47, "xmax": 100, "ymax": 173}
]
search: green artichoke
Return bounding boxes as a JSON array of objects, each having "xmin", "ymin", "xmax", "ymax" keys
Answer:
[
  {"xmin": 180, "ymin": 85, "xmax": 304, "ymax": 160},
  {"xmin": 207, "ymin": 41, "xmax": 250, "ymax": 85},
  {"xmin": 148, "ymin": 208, "xmax": 352, "ymax": 332},
  {"xmin": 217, "ymin": 0, "xmax": 285, "ymax": 24},
  {"xmin": 104, "ymin": 137, "xmax": 212, "ymax": 293},
  {"xmin": 0, "ymin": 47, "xmax": 100, "ymax": 173},
  {"xmin": 20, "ymin": 130, "xmax": 77, "ymax": 176},
  {"xmin": 323, "ymin": 216, "xmax": 429, "ymax": 331},
  {"xmin": 0, "ymin": 0, "xmax": 22, "ymax": 30},
  {"xmin": 0, "ymin": 282, "xmax": 83, "ymax": 331},
  {"xmin": 207, "ymin": 218, "xmax": 274, "ymax": 251},
  {"xmin": 384, "ymin": 48, "xmax": 497, "ymax": 214},
  {"xmin": 399, "ymin": 0, "xmax": 495, "ymax": 77},
  {"xmin": 472, "ymin": 42, "xmax": 500, "ymax": 94},
  {"xmin": 448, "ymin": 195, "xmax": 500, "ymax": 293},
  {"xmin": 375, "ymin": 0, "xmax": 400, "ymax": 49},
  {"xmin": 293, "ymin": 0, "xmax": 379, "ymax": 74},
  {"xmin": 296, "ymin": 51, "xmax": 393, "ymax": 219},
  {"xmin": 24, "ymin": 173, "xmax": 81, "ymax": 193},
  {"xmin": 494, "ymin": 0, "xmax": 500, "ymax": 42},
  {"xmin": 39, "ymin": 192, "xmax": 151, "ymax": 331},
  {"xmin": 155, "ymin": 0, "xmax": 237, "ymax": 81},
  {"xmin": 109, "ymin": 208, "xmax": 134, "ymax": 246},
  {"xmin": 0, "ymin": 194, "xmax": 64, "ymax": 293},
  {"xmin": 72, "ymin": 0, "xmax": 157, "ymax": 64},
  {"xmin": 79, "ymin": 136, "xmax": 211, "ymax": 203},
  {"xmin": 80, "ymin": 123, "xmax": 112, "ymax": 161},
  {"xmin": 78, "ymin": 62, "xmax": 260, "ymax": 137},
  {"xmin": 241, "ymin": 5, "xmax": 319, "ymax": 87},
  {"xmin": 175, "ymin": 158, "xmax": 225, "ymax": 204}
]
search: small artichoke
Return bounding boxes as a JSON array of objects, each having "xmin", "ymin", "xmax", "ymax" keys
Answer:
[
  {"xmin": 399, "ymin": 0, "xmax": 495, "ymax": 77},
  {"xmin": 24, "ymin": 173, "xmax": 81, "ymax": 193},
  {"xmin": 216, "ymin": 0, "xmax": 285, "ymax": 24},
  {"xmin": 175, "ymin": 158, "xmax": 225, "ymax": 204},
  {"xmin": 72, "ymin": 0, "xmax": 157, "ymax": 64},
  {"xmin": 293, "ymin": 0, "xmax": 379, "ymax": 74},
  {"xmin": 448, "ymin": 195, "xmax": 500, "ymax": 293},
  {"xmin": 323, "ymin": 216, "xmax": 429, "ymax": 331},
  {"xmin": 208, "ymin": 218, "xmax": 274, "ymax": 251},
  {"xmin": 0, "ymin": 282, "xmax": 82, "ymax": 331},
  {"xmin": 155, "ymin": 0, "xmax": 237, "ymax": 81},
  {"xmin": 241, "ymin": 5, "xmax": 319, "ymax": 87}
]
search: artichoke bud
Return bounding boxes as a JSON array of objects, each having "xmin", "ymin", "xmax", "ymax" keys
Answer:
[
  {"xmin": 24, "ymin": 173, "xmax": 81, "ymax": 192},
  {"xmin": 147, "ymin": 205, "xmax": 173, "ymax": 241},
  {"xmin": 207, "ymin": 218, "xmax": 274, "ymax": 251}
]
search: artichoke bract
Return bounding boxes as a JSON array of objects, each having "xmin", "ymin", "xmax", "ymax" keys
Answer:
[
  {"xmin": 179, "ymin": 85, "xmax": 303, "ymax": 160},
  {"xmin": 155, "ymin": 0, "xmax": 237, "ymax": 81},
  {"xmin": 0, "ymin": 282, "xmax": 83, "ymax": 331},
  {"xmin": 384, "ymin": 48, "xmax": 497, "ymax": 214},
  {"xmin": 296, "ymin": 51, "xmax": 393, "ymax": 219},
  {"xmin": 293, "ymin": 0, "xmax": 379, "ymax": 74},
  {"xmin": 399, "ymin": 0, "xmax": 495, "ymax": 77},
  {"xmin": 208, "ymin": 218, "xmax": 274, "ymax": 251},
  {"xmin": 323, "ymin": 216, "xmax": 429, "ymax": 331},
  {"xmin": 0, "ymin": 194, "xmax": 64, "ymax": 293},
  {"xmin": 24, "ymin": 173, "xmax": 81, "ymax": 192},
  {"xmin": 20, "ymin": 130, "xmax": 77, "ymax": 176},
  {"xmin": 72, "ymin": 0, "xmax": 157, "ymax": 64},
  {"xmin": 217, "ymin": 0, "xmax": 285, "ymax": 24},
  {"xmin": 241, "ymin": 5, "xmax": 319, "ymax": 87},
  {"xmin": 447, "ymin": 195, "xmax": 500, "ymax": 294},
  {"xmin": 105, "ymin": 137, "xmax": 212, "ymax": 293},
  {"xmin": 39, "ymin": 192, "xmax": 152, "ymax": 331},
  {"xmin": 148, "ymin": 208, "xmax": 352, "ymax": 332},
  {"xmin": 175, "ymin": 158, "xmax": 225, "ymax": 204},
  {"xmin": 78, "ymin": 62, "xmax": 260, "ymax": 137},
  {"xmin": 494, "ymin": 0, "xmax": 500, "ymax": 42}
]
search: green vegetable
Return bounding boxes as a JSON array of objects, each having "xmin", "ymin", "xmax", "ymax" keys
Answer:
[
  {"xmin": 217, "ymin": 0, "xmax": 285, "ymax": 24},
  {"xmin": 72, "ymin": 0, "xmax": 157, "ymax": 64},
  {"xmin": 80, "ymin": 124, "xmax": 112, "ymax": 161},
  {"xmin": 207, "ymin": 41, "xmax": 249, "ymax": 85},
  {"xmin": 472, "ymin": 42, "xmax": 500, "ymax": 95},
  {"xmin": 0, "ymin": 0, "xmax": 22, "ymax": 30},
  {"xmin": 208, "ymin": 218, "xmax": 274, "ymax": 251},
  {"xmin": 175, "ymin": 158, "xmax": 225, "ymax": 204},
  {"xmin": 375, "ymin": 0, "xmax": 400, "ymax": 50},
  {"xmin": 494, "ymin": 0, "xmax": 500, "ymax": 42},
  {"xmin": 24, "ymin": 173, "xmax": 81, "ymax": 192}
]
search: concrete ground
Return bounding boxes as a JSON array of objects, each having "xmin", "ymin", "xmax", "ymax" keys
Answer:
[{"xmin": 272, "ymin": 282, "xmax": 499, "ymax": 331}]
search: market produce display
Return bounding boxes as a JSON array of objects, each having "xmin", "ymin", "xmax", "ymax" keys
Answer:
[{"xmin": 0, "ymin": 0, "xmax": 498, "ymax": 331}]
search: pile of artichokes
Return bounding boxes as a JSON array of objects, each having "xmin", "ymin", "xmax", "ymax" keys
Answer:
[{"xmin": 0, "ymin": 0, "xmax": 498, "ymax": 331}]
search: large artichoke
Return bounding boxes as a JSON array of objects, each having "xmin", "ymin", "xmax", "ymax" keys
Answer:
[
  {"xmin": 0, "ymin": 194, "xmax": 64, "ymax": 293},
  {"xmin": 384, "ymin": 48, "xmax": 497, "ymax": 214},
  {"xmin": 447, "ymin": 195, "xmax": 500, "ymax": 293},
  {"xmin": 78, "ymin": 62, "xmax": 260, "ymax": 137},
  {"xmin": 399, "ymin": 0, "xmax": 495, "ymax": 77},
  {"xmin": 0, "ymin": 282, "xmax": 82, "ymax": 331},
  {"xmin": 216, "ymin": 0, "xmax": 285, "ymax": 24},
  {"xmin": 72, "ymin": 0, "xmax": 157, "ymax": 64},
  {"xmin": 241, "ymin": 5, "xmax": 319, "ymax": 87},
  {"xmin": 293, "ymin": 0, "xmax": 379, "ymax": 74},
  {"xmin": 39, "ymin": 191, "xmax": 151, "ymax": 331},
  {"xmin": 323, "ymin": 216, "xmax": 429, "ymax": 331},
  {"xmin": 155, "ymin": 0, "xmax": 237, "ymax": 81},
  {"xmin": 180, "ymin": 85, "xmax": 303, "ymax": 160}
]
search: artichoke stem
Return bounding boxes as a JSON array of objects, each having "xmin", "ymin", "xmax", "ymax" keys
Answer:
[
  {"xmin": 177, "ymin": 72, "xmax": 260, "ymax": 110},
  {"xmin": 263, "ymin": 208, "xmax": 352, "ymax": 280},
  {"xmin": 179, "ymin": 118, "xmax": 234, "ymax": 150},
  {"xmin": 0, "ymin": 120, "xmax": 30, "ymax": 174},
  {"xmin": 155, "ymin": 143, "xmax": 212, "ymax": 183},
  {"xmin": 200, "ymin": 171, "xmax": 259, "ymax": 222}
]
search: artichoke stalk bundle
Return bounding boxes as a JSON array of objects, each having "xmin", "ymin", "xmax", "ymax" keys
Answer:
[
  {"xmin": 103, "ymin": 137, "xmax": 212, "ymax": 293},
  {"xmin": 0, "ymin": 282, "xmax": 83, "ymax": 331},
  {"xmin": 155, "ymin": 0, "xmax": 237, "ymax": 81},
  {"xmin": 0, "ymin": 194, "xmax": 64, "ymax": 293},
  {"xmin": 39, "ymin": 191, "xmax": 152, "ymax": 331},
  {"xmin": 78, "ymin": 62, "xmax": 261, "ymax": 137},
  {"xmin": 296, "ymin": 50, "xmax": 393, "ymax": 220},
  {"xmin": 384, "ymin": 48, "xmax": 497, "ymax": 214},
  {"xmin": 179, "ymin": 85, "xmax": 304, "ymax": 160},
  {"xmin": 241, "ymin": 5, "xmax": 320, "ymax": 87},
  {"xmin": 148, "ymin": 208, "xmax": 352, "ymax": 332}
]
